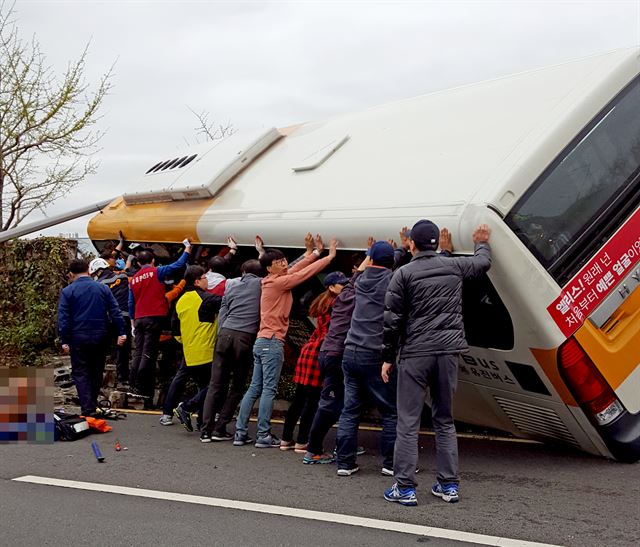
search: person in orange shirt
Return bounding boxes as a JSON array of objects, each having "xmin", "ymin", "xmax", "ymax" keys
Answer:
[{"xmin": 234, "ymin": 235, "xmax": 338, "ymax": 449}]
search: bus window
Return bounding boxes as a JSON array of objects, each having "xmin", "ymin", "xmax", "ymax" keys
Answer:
[
  {"xmin": 462, "ymin": 274, "xmax": 514, "ymax": 350},
  {"xmin": 505, "ymin": 76, "xmax": 640, "ymax": 285}
]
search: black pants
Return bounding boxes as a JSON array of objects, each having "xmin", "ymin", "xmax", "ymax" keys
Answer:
[
  {"xmin": 70, "ymin": 335, "xmax": 109, "ymax": 415},
  {"xmin": 282, "ymin": 383, "xmax": 322, "ymax": 444},
  {"xmin": 202, "ymin": 328, "xmax": 255, "ymax": 435},
  {"xmin": 163, "ymin": 360, "xmax": 212, "ymax": 416},
  {"xmin": 307, "ymin": 351, "xmax": 345, "ymax": 455},
  {"xmin": 130, "ymin": 316, "xmax": 164, "ymax": 397},
  {"xmin": 115, "ymin": 316, "xmax": 132, "ymax": 384}
]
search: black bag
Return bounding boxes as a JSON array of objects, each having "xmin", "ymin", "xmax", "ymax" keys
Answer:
[{"xmin": 53, "ymin": 412, "xmax": 90, "ymax": 441}]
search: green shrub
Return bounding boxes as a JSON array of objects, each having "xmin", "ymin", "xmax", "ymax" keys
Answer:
[{"xmin": 0, "ymin": 238, "xmax": 75, "ymax": 366}]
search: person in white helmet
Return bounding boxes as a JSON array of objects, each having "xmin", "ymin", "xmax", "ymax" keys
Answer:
[{"xmin": 90, "ymin": 257, "xmax": 132, "ymax": 389}]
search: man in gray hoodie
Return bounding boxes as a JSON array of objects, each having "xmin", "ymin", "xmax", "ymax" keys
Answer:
[
  {"xmin": 335, "ymin": 241, "xmax": 397, "ymax": 477},
  {"xmin": 200, "ymin": 259, "xmax": 263, "ymax": 442}
]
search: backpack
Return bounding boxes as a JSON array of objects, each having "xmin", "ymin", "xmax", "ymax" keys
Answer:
[{"xmin": 53, "ymin": 412, "xmax": 90, "ymax": 441}]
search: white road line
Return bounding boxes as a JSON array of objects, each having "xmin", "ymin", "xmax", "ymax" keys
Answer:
[{"xmin": 13, "ymin": 475, "xmax": 559, "ymax": 547}]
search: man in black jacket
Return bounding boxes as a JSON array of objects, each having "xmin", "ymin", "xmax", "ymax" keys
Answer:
[{"xmin": 382, "ymin": 221, "xmax": 491, "ymax": 506}]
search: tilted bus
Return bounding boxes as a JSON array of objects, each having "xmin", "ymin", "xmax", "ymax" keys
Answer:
[{"xmin": 88, "ymin": 48, "xmax": 640, "ymax": 461}]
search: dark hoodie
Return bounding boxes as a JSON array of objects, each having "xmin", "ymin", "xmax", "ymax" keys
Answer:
[
  {"xmin": 344, "ymin": 266, "xmax": 393, "ymax": 352},
  {"xmin": 320, "ymin": 270, "xmax": 362, "ymax": 355}
]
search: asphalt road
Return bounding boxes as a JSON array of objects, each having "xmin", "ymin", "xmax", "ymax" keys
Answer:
[{"xmin": 0, "ymin": 414, "xmax": 638, "ymax": 546}]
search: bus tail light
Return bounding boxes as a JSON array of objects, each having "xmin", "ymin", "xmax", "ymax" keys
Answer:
[{"xmin": 558, "ymin": 337, "xmax": 624, "ymax": 426}]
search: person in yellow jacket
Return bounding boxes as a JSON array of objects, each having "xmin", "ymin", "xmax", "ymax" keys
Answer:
[{"xmin": 163, "ymin": 265, "xmax": 222, "ymax": 431}]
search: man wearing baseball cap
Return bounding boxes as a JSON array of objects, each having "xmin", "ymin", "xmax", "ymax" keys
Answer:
[{"xmin": 382, "ymin": 220, "xmax": 491, "ymax": 506}]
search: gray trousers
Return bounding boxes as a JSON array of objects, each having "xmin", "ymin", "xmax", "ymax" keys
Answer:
[{"xmin": 394, "ymin": 354, "xmax": 459, "ymax": 489}]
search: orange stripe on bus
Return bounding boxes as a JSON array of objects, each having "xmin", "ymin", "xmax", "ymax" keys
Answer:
[
  {"xmin": 573, "ymin": 287, "xmax": 640, "ymax": 391},
  {"xmin": 87, "ymin": 196, "xmax": 213, "ymax": 244},
  {"xmin": 528, "ymin": 347, "xmax": 576, "ymax": 405}
]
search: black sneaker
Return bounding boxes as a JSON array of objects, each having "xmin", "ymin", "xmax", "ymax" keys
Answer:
[
  {"xmin": 200, "ymin": 431, "xmax": 212, "ymax": 443},
  {"xmin": 173, "ymin": 403, "xmax": 193, "ymax": 432},
  {"xmin": 211, "ymin": 431, "xmax": 233, "ymax": 442}
]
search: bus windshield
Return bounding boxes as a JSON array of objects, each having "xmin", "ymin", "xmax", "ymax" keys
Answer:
[{"xmin": 505, "ymin": 76, "xmax": 640, "ymax": 284}]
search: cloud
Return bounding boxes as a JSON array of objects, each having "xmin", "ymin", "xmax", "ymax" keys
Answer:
[{"xmin": 11, "ymin": 0, "xmax": 640, "ymax": 236}]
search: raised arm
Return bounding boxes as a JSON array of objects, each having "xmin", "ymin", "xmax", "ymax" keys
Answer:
[
  {"xmin": 438, "ymin": 228, "xmax": 454, "ymax": 257},
  {"xmin": 165, "ymin": 279, "xmax": 186, "ymax": 304},
  {"xmin": 452, "ymin": 224, "xmax": 492, "ymax": 278},
  {"xmin": 276, "ymin": 238, "xmax": 338, "ymax": 291},
  {"xmin": 289, "ymin": 232, "xmax": 318, "ymax": 271},
  {"xmin": 222, "ymin": 236, "xmax": 238, "ymax": 263},
  {"xmin": 157, "ymin": 239, "xmax": 192, "ymax": 281}
]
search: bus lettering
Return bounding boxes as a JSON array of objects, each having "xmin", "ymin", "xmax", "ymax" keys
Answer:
[{"xmin": 547, "ymin": 208, "xmax": 640, "ymax": 337}]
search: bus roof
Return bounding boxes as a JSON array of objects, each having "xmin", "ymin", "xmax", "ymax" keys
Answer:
[{"xmin": 89, "ymin": 48, "xmax": 640, "ymax": 249}]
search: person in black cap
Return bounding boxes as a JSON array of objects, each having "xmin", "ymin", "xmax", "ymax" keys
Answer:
[
  {"xmin": 382, "ymin": 220, "xmax": 491, "ymax": 506},
  {"xmin": 334, "ymin": 240, "xmax": 398, "ymax": 477},
  {"xmin": 279, "ymin": 271, "xmax": 349, "ymax": 452}
]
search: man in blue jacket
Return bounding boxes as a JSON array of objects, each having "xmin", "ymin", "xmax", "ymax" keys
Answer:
[{"xmin": 58, "ymin": 259, "xmax": 126, "ymax": 416}]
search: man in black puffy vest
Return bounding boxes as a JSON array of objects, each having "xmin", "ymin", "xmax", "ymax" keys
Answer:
[{"xmin": 382, "ymin": 220, "xmax": 491, "ymax": 506}]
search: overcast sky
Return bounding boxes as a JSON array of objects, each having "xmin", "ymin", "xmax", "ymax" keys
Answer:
[{"xmin": 12, "ymin": 0, "xmax": 640, "ymax": 237}]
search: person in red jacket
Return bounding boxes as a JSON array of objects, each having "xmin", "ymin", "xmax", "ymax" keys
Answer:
[{"xmin": 128, "ymin": 239, "xmax": 192, "ymax": 399}]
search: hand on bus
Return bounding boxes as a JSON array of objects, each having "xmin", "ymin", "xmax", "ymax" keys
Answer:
[
  {"xmin": 439, "ymin": 228, "xmax": 453, "ymax": 253},
  {"xmin": 472, "ymin": 224, "xmax": 491, "ymax": 244},
  {"xmin": 315, "ymin": 234, "xmax": 325, "ymax": 254},
  {"xmin": 328, "ymin": 238, "xmax": 338, "ymax": 259},
  {"xmin": 117, "ymin": 335, "xmax": 127, "ymax": 346},
  {"xmin": 358, "ymin": 255, "xmax": 372, "ymax": 271},
  {"xmin": 117, "ymin": 230, "xmax": 126, "ymax": 251},
  {"xmin": 367, "ymin": 236, "xmax": 375, "ymax": 251},
  {"xmin": 255, "ymin": 235, "xmax": 265, "ymax": 258},
  {"xmin": 399, "ymin": 226, "xmax": 411, "ymax": 250},
  {"xmin": 227, "ymin": 236, "xmax": 238, "ymax": 253},
  {"xmin": 304, "ymin": 232, "xmax": 314, "ymax": 255},
  {"xmin": 381, "ymin": 362, "xmax": 393, "ymax": 383}
]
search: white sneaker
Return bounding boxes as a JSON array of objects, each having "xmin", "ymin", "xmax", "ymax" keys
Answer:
[
  {"xmin": 381, "ymin": 466, "xmax": 419, "ymax": 476},
  {"xmin": 159, "ymin": 414, "xmax": 173, "ymax": 426},
  {"xmin": 337, "ymin": 467, "xmax": 359, "ymax": 477}
]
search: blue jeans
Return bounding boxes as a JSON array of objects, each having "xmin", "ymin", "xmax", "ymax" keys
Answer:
[
  {"xmin": 307, "ymin": 351, "xmax": 345, "ymax": 455},
  {"xmin": 235, "ymin": 337, "xmax": 285, "ymax": 439},
  {"xmin": 336, "ymin": 345, "xmax": 397, "ymax": 470}
]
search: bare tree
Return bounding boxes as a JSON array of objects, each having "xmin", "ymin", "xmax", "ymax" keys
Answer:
[
  {"xmin": 185, "ymin": 106, "xmax": 236, "ymax": 146},
  {"xmin": 0, "ymin": 1, "xmax": 114, "ymax": 231}
]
